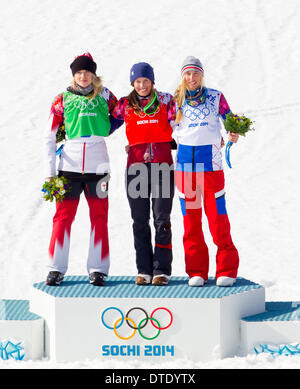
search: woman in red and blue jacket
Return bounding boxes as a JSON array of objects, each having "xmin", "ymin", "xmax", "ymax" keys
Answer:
[
  {"xmin": 172, "ymin": 56, "xmax": 239, "ymax": 287},
  {"xmin": 111, "ymin": 62, "xmax": 175, "ymax": 286}
]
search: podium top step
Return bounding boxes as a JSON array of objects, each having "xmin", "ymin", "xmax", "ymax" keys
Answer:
[
  {"xmin": 33, "ymin": 276, "xmax": 262, "ymax": 299},
  {"xmin": 0, "ymin": 300, "xmax": 41, "ymax": 320},
  {"xmin": 242, "ymin": 301, "xmax": 300, "ymax": 322}
]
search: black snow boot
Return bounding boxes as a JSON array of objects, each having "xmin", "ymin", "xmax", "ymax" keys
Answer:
[
  {"xmin": 46, "ymin": 271, "xmax": 64, "ymax": 286},
  {"xmin": 89, "ymin": 272, "xmax": 105, "ymax": 286}
]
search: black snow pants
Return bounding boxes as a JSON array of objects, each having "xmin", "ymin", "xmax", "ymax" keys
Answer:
[{"xmin": 126, "ymin": 163, "xmax": 174, "ymax": 276}]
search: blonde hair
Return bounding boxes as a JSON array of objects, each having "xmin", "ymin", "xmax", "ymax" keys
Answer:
[
  {"xmin": 174, "ymin": 74, "xmax": 204, "ymax": 124},
  {"xmin": 72, "ymin": 74, "xmax": 103, "ymax": 101}
]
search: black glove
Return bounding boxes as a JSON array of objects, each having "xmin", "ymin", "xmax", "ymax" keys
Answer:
[{"xmin": 170, "ymin": 138, "xmax": 177, "ymax": 150}]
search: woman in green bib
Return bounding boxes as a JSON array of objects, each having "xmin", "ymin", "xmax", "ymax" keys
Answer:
[{"xmin": 44, "ymin": 53, "xmax": 120, "ymax": 286}]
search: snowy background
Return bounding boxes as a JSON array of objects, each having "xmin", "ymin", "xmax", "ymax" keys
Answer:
[{"xmin": 1, "ymin": 0, "xmax": 300, "ymax": 369}]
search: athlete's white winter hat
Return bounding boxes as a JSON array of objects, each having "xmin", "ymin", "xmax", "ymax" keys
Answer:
[{"xmin": 181, "ymin": 56, "xmax": 204, "ymax": 77}]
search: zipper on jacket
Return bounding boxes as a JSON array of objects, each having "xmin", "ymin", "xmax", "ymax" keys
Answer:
[{"xmin": 82, "ymin": 142, "xmax": 86, "ymax": 174}]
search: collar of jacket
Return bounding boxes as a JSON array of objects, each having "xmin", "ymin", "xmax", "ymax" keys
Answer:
[
  {"xmin": 185, "ymin": 87, "xmax": 207, "ymax": 106},
  {"xmin": 67, "ymin": 84, "xmax": 94, "ymax": 96}
]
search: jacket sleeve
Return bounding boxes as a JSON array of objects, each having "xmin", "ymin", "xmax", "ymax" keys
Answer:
[
  {"xmin": 106, "ymin": 89, "xmax": 118, "ymax": 113},
  {"xmin": 219, "ymin": 93, "xmax": 231, "ymax": 120},
  {"xmin": 167, "ymin": 98, "xmax": 177, "ymax": 136},
  {"xmin": 167, "ymin": 98, "xmax": 177, "ymax": 149},
  {"xmin": 109, "ymin": 115, "xmax": 124, "ymax": 134},
  {"xmin": 102, "ymin": 89, "xmax": 124, "ymax": 135},
  {"xmin": 44, "ymin": 94, "xmax": 64, "ymax": 178},
  {"xmin": 109, "ymin": 97, "xmax": 126, "ymax": 135},
  {"xmin": 167, "ymin": 98, "xmax": 177, "ymax": 122}
]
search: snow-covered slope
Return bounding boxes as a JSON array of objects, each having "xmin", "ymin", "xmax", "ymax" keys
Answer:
[{"xmin": 1, "ymin": 0, "xmax": 300, "ymax": 368}]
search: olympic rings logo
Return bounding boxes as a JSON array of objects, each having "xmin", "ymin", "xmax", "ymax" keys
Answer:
[
  {"xmin": 101, "ymin": 306, "xmax": 173, "ymax": 341},
  {"xmin": 183, "ymin": 104, "xmax": 210, "ymax": 121},
  {"xmin": 64, "ymin": 94, "xmax": 102, "ymax": 111},
  {"xmin": 74, "ymin": 97, "xmax": 99, "ymax": 111}
]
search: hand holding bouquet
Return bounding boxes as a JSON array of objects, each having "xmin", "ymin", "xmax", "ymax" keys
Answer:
[
  {"xmin": 223, "ymin": 113, "xmax": 255, "ymax": 168},
  {"xmin": 42, "ymin": 176, "xmax": 71, "ymax": 203}
]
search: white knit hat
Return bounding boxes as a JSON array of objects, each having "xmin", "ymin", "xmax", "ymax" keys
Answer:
[{"xmin": 181, "ymin": 56, "xmax": 204, "ymax": 77}]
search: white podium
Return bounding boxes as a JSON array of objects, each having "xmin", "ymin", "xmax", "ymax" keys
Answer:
[
  {"xmin": 0, "ymin": 299, "xmax": 44, "ymax": 361},
  {"xmin": 240, "ymin": 301, "xmax": 300, "ymax": 356},
  {"xmin": 30, "ymin": 276, "xmax": 265, "ymax": 362}
]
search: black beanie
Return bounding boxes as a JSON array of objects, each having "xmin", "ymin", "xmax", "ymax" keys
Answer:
[{"xmin": 70, "ymin": 52, "xmax": 97, "ymax": 75}]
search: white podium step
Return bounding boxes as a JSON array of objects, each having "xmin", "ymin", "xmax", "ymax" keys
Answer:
[
  {"xmin": 30, "ymin": 276, "xmax": 265, "ymax": 362},
  {"xmin": 0, "ymin": 299, "xmax": 44, "ymax": 361},
  {"xmin": 240, "ymin": 301, "xmax": 300, "ymax": 356}
]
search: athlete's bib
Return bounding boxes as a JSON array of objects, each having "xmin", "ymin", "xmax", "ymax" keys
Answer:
[{"xmin": 63, "ymin": 91, "xmax": 110, "ymax": 139}]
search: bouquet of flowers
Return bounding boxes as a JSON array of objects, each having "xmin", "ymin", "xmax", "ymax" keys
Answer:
[
  {"xmin": 224, "ymin": 113, "xmax": 255, "ymax": 136},
  {"xmin": 41, "ymin": 176, "xmax": 71, "ymax": 203},
  {"xmin": 223, "ymin": 113, "xmax": 255, "ymax": 168},
  {"xmin": 55, "ymin": 124, "xmax": 66, "ymax": 156},
  {"xmin": 56, "ymin": 124, "xmax": 66, "ymax": 143}
]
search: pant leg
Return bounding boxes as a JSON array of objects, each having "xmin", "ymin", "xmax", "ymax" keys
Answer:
[
  {"xmin": 175, "ymin": 170, "xmax": 209, "ymax": 279},
  {"xmin": 202, "ymin": 171, "xmax": 239, "ymax": 278},
  {"xmin": 151, "ymin": 168, "xmax": 174, "ymax": 276},
  {"xmin": 126, "ymin": 166, "xmax": 153, "ymax": 275},
  {"xmin": 84, "ymin": 176, "xmax": 110, "ymax": 275},
  {"xmin": 48, "ymin": 181, "xmax": 81, "ymax": 274}
]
